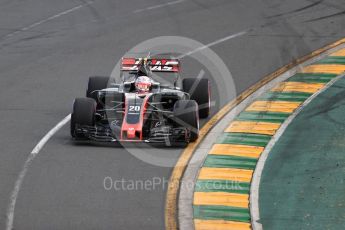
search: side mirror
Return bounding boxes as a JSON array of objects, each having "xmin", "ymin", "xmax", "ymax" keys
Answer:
[
  {"xmin": 151, "ymin": 83, "xmax": 160, "ymax": 92},
  {"xmin": 123, "ymin": 82, "xmax": 132, "ymax": 92}
]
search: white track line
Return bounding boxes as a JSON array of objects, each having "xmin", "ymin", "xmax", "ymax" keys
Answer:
[
  {"xmin": 2, "ymin": 1, "xmax": 93, "ymax": 40},
  {"xmin": 6, "ymin": 114, "xmax": 71, "ymax": 230},
  {"xmin": 133, "ymin": 0, "xmax": 185, "ymax": 13},
  {"xmin": 250, "ymin": 72, "xmax": 345, "ymax": 230},
  {"xmin": 5, "ymin": 29, "xmax": 247, "ymax": 229},
  {"xmin": 178, "ymin": 42, "xmax": 345, "ymax": 230},
  {"xmin": 178, "ymin": 30, "xmax": 248, "ymax": 59}
]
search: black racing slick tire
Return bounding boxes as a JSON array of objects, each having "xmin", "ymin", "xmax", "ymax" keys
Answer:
[
  {"xmin": 70, "ymin": 98, "xmax": 96, "ymax": 138},
  {"xmin": 173, "ymin": 100, "xmax": 199, "ymax": 142},
  {"xmin": 182, "ymin": 78, "xmax": 210, "ymax": 119},
  {"xmin": 86, "ymin": 76, "xmax": 110, "ymax": 101}
]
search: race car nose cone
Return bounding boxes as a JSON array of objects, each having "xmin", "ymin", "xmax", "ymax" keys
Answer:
[{"xmin": 127, "ymin": 128, "xmax": 136, "ymax": 139}]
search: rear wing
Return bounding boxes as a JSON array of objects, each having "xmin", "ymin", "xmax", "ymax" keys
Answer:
[{"xmin": 121, "ymin": 58, "xmax": 180, "ymax": 72}]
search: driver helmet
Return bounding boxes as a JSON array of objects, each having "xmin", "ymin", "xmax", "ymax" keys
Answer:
[{"xmin": 135, "ymin": 76, "xmax": 152, "ymax": 93}]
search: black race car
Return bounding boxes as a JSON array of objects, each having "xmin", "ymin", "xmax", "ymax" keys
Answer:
[{"xmin": 70, "ymin": 57, "xmax": 210, "ymax": 145}]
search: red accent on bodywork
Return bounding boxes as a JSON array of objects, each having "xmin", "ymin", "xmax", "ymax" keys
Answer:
[
  {"xmin": 127, "ymin": 128, "xmax": 136, "ymax": 139},
  {"xmin": 120, "ymin": 94, "xmax": 150, "ymax": 141},
  {"xmin": 122, "ymin": 58, "xmax": 136, "ymax": 65},
  {"xmin": 121, "ymin": 58, "xmax": 180, "ymax": 72}
]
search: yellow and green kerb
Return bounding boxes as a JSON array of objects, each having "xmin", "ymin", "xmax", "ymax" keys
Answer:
[{"xmin": 192, "ymin": 48, "xmax": 345, "ymax": 230}]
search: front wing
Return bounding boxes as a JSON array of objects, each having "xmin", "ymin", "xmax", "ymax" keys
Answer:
[{"xmin": 74, "ymin": 124, "xmax": 190, "ymax": 143}]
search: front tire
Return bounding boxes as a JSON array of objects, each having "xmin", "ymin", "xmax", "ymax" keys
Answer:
[
  {"xmin": 86, "ymin": 76, "xmax": 111, "ymax": 101},
  {"xmin": 182, "ymin": 78, "xmax": 210, "ymax": 119},
  {"xmin": 71, "ymin": 98, "xmax": 96, "ymax": 138},
  {"xmin": 173, "ymin": 100, "xmax": 199, "ymax": 142}
]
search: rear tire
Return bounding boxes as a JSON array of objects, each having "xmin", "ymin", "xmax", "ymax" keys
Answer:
[
  {"xmin": 86, "ymin": 76, "xmax": 111, "ymax": 101},
  {"xmin": 173, "ymin": 100, "xmax": 199, "ymax": 142},
  {"xmin": 71, "ymin": 98, "xmax": 96, "ymax": 138},
  {"xmin": 182, "ymin": 78, "xmax": 210, "ymax": 119}
]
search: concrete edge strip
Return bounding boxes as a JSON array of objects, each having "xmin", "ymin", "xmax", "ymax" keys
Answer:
[
  {"xmin": 177, "ymin": 41, "xmax": 345, "ymax": 230},
  {"xmin": 250, "ymin": 72, "xmax": 345, "ymax": 230}
]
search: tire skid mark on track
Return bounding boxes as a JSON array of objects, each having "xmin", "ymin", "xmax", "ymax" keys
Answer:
[
  {"xmin": 190, "ymin": 46, "xmax": 345, "ymax": 230},
  {"xmin": 173, "ymin": 38, "xmax": 345, "ymax": 230},
  {"xmin": 303, "ymin": 10, "xmax": 345, "ymax": 23},
  {"xmin": 178, "ymin": 30, "xmax": 248, "ymax": 59},
  {"xmin": 133, "ymin": 0, "xmax": 185, "ymax": 13},
  {"xmin": 266, "ymin": 0, "xmax": 324, "ymax": 18},
  {"xmin": 5, "ymin": 30, "xmax": 247, "ymax": 230},
  {"xmin": 0, "ymin": 1, "xmax": 94, "ymax": 41}
]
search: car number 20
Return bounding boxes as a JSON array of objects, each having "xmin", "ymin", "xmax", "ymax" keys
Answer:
[{"xmin": 129, "ymin": 105, "xmax": 141, "ymax": 112}]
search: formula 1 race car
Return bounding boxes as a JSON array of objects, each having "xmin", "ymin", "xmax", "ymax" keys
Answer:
[{"xmin": 70, "ymin": 57, "xmax": 210, "ymax": 145}]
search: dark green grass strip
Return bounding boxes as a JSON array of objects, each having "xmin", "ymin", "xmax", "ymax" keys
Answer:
[
  {"xmin": 287, "ymin": 73, "xmax": 337, "ymax": 83},
  {"xmin": 195, "ymin": 180, "xmax": 250, "ymax": 194},
  {"xmin": 258, "ymin": 91, "xmax": 312, "ymax": 102},
  {"xmin": 203, "ymin": 155, "xmax": 257, "ymax": 170},
  {"xmin": 194, "ymin": 205, "xmax": 250, "ymax": 223},
  {"xmin": 236, "ymin": 111, "xmax": 289, "ymax": 123},
  {"xmin": 315, "ymin": 56, "xmax": 345, "ymax": 65},
  {"xmin": 217, "ymin": 133, "xmax": 271, "ymax": 147}
]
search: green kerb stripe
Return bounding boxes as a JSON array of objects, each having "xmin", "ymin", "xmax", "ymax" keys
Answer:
[
  {"xmin": 316, "ymin": 56, "xmax": 345, "ymax": 65},
  {"xmin": 203, "ymin": 155, "xmax": 257, "ymax": 170},
  {"xmin": 236, "ymin": 111, "xmax": 289, "ymax": 123},
  {"xmin": 217, "ymin": 133, "xmax": 271, "ymax": 147},
  {"xmin": 259, "ymin": 91, "xmax": 312, "ymax": 102},
  {"xmin": 287, "ymin": 73, "xmax": 337, "ymax": 83},
  {"xmin": 195, "ymin": 180, "xmax": 250, "ymax": 194},
  {"xmin": 194, "ymin": 205, "xmax": 250, "ymax": 223}
]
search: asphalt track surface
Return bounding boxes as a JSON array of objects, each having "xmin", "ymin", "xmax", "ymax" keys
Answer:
[{"xmin": 1, "ymin": 0, "xmax": 345, "ymax": 229}]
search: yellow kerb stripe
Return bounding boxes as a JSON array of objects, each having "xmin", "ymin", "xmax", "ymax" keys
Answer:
[
  {"xmin": 193, "ymin": 192, "xmax": 249, "ymax": 208},
  {"xmin": 226, "ymin": 121, "xmax": 281, "ymax": 136},
  {"xmin": 301, "ymin": 64, "xmax": 345, "ymax": 74},
  {"xmin": 194, "ymin": 219, "xmax": 251, "ymax": 230},
  {"xmin": 246, "ymin": 101, "xmax": 301, "ymax": 113},
  {"xmin": 198, "ymin": 167, "xmax": 253, "ymax": 182},
  {"xmin": 210, "ymin": 144, "xmax": 264, "ymax": 158},
  {"xmin": 330, "ymin": 48, "xmax": 345, "ymax": 56},
  {"xmin": 271, "ymin": 82, "xmax": 325, "ymax": 94}
]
